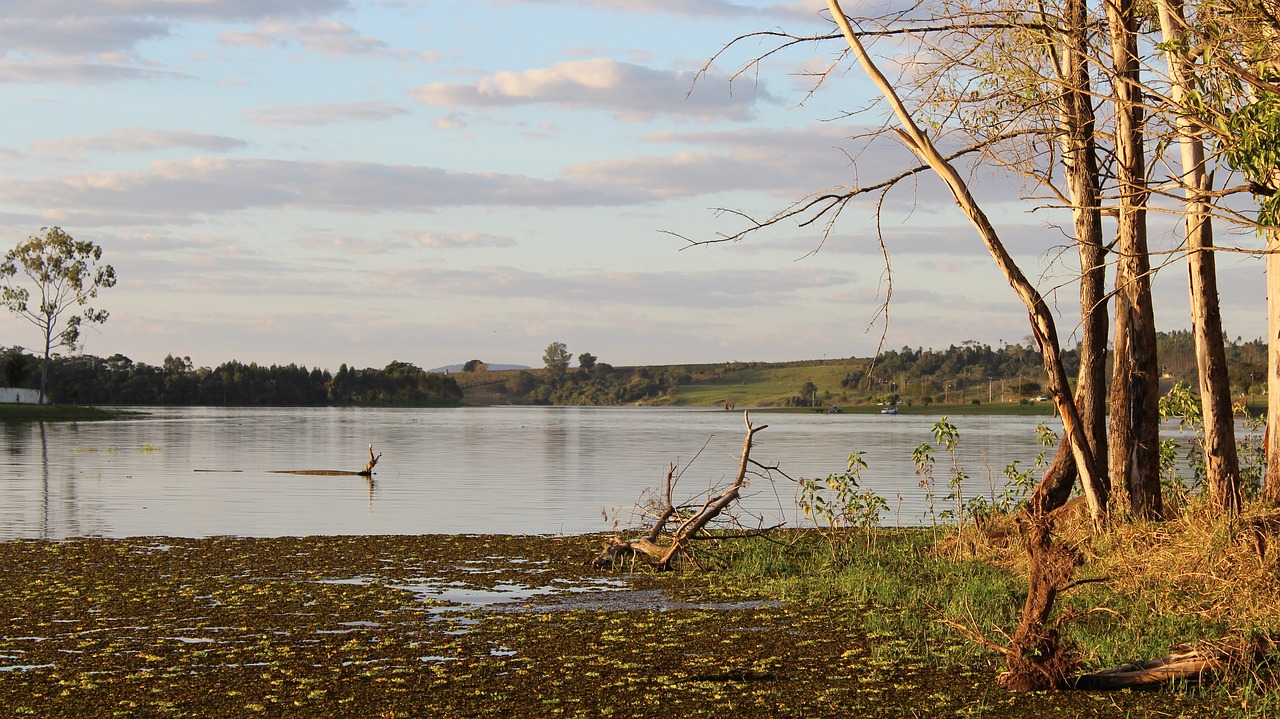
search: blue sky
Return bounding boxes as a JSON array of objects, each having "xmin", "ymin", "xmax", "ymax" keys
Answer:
[{"xmin": 0, "ymin": 0, "xmax": 1267, "ymax": 372}]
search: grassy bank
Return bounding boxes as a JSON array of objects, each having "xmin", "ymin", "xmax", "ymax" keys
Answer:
[
  {"xmin": 1, "ymin": 519, "xmax": 1274, "ymax": 717},
  {"xmin": 0, "ymin": 403, "xmax": 134, "ymax": 422}
]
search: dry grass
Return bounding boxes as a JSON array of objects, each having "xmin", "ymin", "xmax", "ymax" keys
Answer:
[
  {"xmin": 1085, "ymin": 502, "xmax": 1280, "ymax": 629},
  {"xmin": 956, "ymin": 497, "xmax": 1280, "ymax": 628}
]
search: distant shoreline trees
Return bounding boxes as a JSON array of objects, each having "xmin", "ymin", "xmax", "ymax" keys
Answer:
[
  {"xmin": 0, "ymin": 332, "xmax": 1261, "ymax": 408},
  {"xmin": 0, "ymin": 349, "xmax": 462, "ymax": 407}
]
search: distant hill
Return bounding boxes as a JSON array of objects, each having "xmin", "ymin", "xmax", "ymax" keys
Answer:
[{"xmin": 430, "ymin": 363, "xmax": 531, "ymax": 373}]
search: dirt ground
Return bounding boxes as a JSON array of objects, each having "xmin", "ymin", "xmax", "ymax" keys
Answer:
[{"xmin": 0, "ymin": 534, "xmax": 1233, "ymax": 717}]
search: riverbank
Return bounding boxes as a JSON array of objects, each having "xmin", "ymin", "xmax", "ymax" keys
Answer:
[
  {"xmin": 0, "ymin": 403, "xmax": 137, "ymax": 422},
  {"xmin": 0, "ymin": 530, "xmax": 1263, "ymax": 718}
]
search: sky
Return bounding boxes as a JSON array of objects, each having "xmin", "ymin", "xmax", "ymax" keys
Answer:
[{"xmin": 0, "ymin": 0, "xmax": 1268, "ymax": 373}]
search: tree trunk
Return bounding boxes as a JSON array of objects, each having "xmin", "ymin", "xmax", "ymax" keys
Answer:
[
  {"xmin": 1028, "ymin": 0, "xmax": 1111, "ymax": 516},
  {"xmin": 39, "ymin": 327, "xmax": 52, "ymax": 405},
  {"xmin": 826, "ymin": 0, "xmax": 1108, "ymax": 529},
  {"xmin": 1157, "ymin": 0, "xmax": 1242, "ymax": 515},
  {"xmin": 1266, "ymin": 229, "xmax": 1280, "ymax": 505},
  {"xmin": 1106, "ymin": 0, "xmax": 1162, "ymax": 519}
]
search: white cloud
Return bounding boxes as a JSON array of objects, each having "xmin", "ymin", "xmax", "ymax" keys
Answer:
[
  {"xmin": 411, "ymin": 58, "xmax": 773, "ymax": 121},
  {"xmin": 493, "ymin": 0, "xmax": 829, "ymax": 22},
  {"xmin": 33, "ymin": 129, "xmax": 247, "ymax": 158},
  {"xmin": 0, "ymin": 58, "xmax": 186, "ymax": 84},
  {"xmin": 0, "ymin": 157, "xmax": 643, "ymax": 219},
  {"xmin": 218, "ymin": 18, "xmax": 436, "ymax": 60},
  {"xmin": 410, "ymin": 231, "xmax": 518, "ymax": 249},
  {"xmin": 244, "ymin": 102, "xmax": 411, "ymax": 126}
]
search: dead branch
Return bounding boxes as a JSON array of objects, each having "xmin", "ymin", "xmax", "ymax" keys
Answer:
[{"xmin": 593, "ymin": 412, "xmax": 771, "ymax": 571}]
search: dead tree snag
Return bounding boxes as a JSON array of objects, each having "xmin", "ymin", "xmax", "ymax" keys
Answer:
[
  {"xmin": 594, "ymin": 412, "xmax": 770, "ymax": 571},
  {"xmin": 360, "ymin": 444, "xmax": 382, "ymax": 477}
]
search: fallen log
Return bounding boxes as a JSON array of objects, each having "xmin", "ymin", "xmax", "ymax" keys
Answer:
[
  {"xmin": 1074, "ymin": 638, "xmax": 1273, "ymax": 690},
  {"xmin": 272, "ymin": 445, "xmax": 381, "ymax": 477}
]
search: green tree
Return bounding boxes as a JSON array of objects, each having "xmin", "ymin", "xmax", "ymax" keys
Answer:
[
  {"xmin": 799, "ymin": 380, "xmax": 818, "ymax": 406},
  {"xmin": 577, "ymin": 352, "xmax": 597, "ymax": 370},
  {"xmin": 1, "ymin": 227, "xmax": 116, "ymax": 404},
  {"xmin": 462, "ymin": 359, "xmax": 487, "ymax": 372},
  {"xmin": 543, "ymin": 341, "xmax": 571, "ymax": 385}
]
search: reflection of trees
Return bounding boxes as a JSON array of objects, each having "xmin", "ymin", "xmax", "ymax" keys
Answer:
[{"xmin": 39, "ymin": 422, "xmax": 49, "ymax": 539}]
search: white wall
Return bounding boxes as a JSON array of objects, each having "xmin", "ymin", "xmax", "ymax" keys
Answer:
[{"xmin": 0, "ymin": 387, "xmax": 41, "ymax": 404}]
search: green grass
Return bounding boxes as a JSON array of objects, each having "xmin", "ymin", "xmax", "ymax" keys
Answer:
[
  {"xmin": 671, "ymin": 362, "xmax": 1058, "ymax": 411},
  {"xmin": 0, "ymin": 404, "xmax": 137, "ymax": 422},
  {"xmin": 705, "ymin": 520, "xmax": 1280, "ymax": 708},
  {"xmin": 671, "ymin": 362, "xmax": 867, "ymax": 407}
]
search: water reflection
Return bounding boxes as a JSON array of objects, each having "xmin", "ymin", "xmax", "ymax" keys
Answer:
[{"xmin": 0, "ymin": 407, "xmax": 1186, "ymax": 540}]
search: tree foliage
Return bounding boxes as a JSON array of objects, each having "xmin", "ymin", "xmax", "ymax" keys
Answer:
[
  {"xmin": 542, "ymin": 341, "xmax": 571, "ymax": 385},
  {"xmin": 1, "ymin": 227, "xmax": 116, "ymax": 403}
]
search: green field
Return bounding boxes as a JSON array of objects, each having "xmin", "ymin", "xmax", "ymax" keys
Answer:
[
  {"xmin": 670, "ymin": 362, "xmax": 863, "ymax": 407},
  {"xmin": 668, "ymin": 361, "xmax": 1056, "ymax": 413}
]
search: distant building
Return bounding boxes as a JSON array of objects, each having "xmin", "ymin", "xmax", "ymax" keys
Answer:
[{"xmin": 1, "ymin": 387, "xmax": 41, "ymax": 404}]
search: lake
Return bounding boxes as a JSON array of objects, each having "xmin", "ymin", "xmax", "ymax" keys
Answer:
[{"xmin": 1, "ymin": 406, "xmax": 1080, "ymax": 540}]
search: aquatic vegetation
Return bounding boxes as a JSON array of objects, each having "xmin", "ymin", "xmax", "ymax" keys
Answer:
[{"xmin": 0, "ymin": 533, "xmax": 1247, "ymax": 718}]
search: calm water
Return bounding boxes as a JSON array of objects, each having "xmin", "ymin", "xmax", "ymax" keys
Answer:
[{"xmin": 1, "ymin": 406, "xmax": 1066, "ymax": 539}]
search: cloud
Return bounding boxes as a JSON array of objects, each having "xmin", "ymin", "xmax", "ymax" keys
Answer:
[
  {"xmin": 409, "ymin": 231, "xmax": 518, "ymax": 249},
  {"xmin": 411, "ymin": 58, "xmax": 772, "ymax": 121},
  {"xmin": 0, "ymin": 17, "xmax": 171, "ymax": 56},
  {"xmin": 0, "ymin": 2, "xmax": 351, "ymax": 56},
  {"xmin": 565, "ymin": 124, "xmax": 934, "ymax": 200},
  {"xmin": 0, "ymin": 157, "xmax": 643, "ymax": 218},
  {"xmin": 32, "ymin": 129, "xmax": 248, "ymax": 158},
  {"xmin": 4, "ymin": 1, "xmax": 350, "ymax": 24},
  {"xmin": 218, "ymin": 18, "xmax": 436, "ymax": 60},
  {"xmin": 367, "ymin": 264, "xmax": 855, "ymax": 308},
  {"xmin": 244, "ymin": 102, "xmax": 411, "ymax": 126},
  {"xmin": 0, "ymin": 58, "xmax": 187, "ymax": 84},
  {"xmin": 492, "ymin": 0, "xmax": 829, "ymax": 22}
]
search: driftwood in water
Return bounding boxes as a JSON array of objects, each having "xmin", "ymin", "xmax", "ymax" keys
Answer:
[
  {"xmin": 360, "ymin": 444, "xmax": 381, "ymax": 476},
  {"xmin": 594, "ymin": 412, "xmax": 768, "ymax": 571},
  {"xmin": 1075, "ymin": 637, "xmax": 1273, "ymax": 689},
  {"xmin": 273, "ymin": 445, "xmax": 381, "ymax": 477}
]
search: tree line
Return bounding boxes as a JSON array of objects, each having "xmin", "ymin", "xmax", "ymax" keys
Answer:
[
  {"xmin": 0, "ymin": 347, "xmax": 462, "ymax": 407},
  {"xmin": 855, "ymin": 333, "xmax": 1267, "ymax": 403}
]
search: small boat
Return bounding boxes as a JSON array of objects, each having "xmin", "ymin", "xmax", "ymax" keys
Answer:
[{"xmin": 880, "ymin": 406, "xmax": 899, "ymax": 415}]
